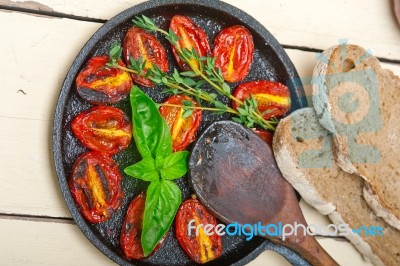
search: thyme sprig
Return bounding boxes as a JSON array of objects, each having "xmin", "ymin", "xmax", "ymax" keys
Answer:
[
  {"xmin": 132, "ymin": 16, "xmax": 241, "ymax": 104},
  {"xmin": 106, "ymin": 37, "xmax": 276, "ymax": 130},
  {"xmin": 132, "ymin": 15, "xmax": 277, "ymax": 131}
]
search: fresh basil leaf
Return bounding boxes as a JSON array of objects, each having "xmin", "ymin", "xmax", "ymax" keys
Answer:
[
  {"xmin": 142, "ymin": 180, "xmax": 182, "ymax": 256},
  {"xmin": 130, "ymin": 86, "xmax": 172, "ymax": 159},
  {"xmin": 124, "ymin": 158, "xmax": 159, "ymax": 182},
  {"xmin": 155, "ymin": 118, "xmax": 173, "ymax": 161},
  {"xmin": 160, "ymin": 151, "xmax": 189, "ymax": 180},
  {"xmin": 155, "ymin": 156, "xmax": 165, "ymax": 170}
]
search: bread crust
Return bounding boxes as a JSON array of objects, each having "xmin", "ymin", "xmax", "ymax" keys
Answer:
[
  {"xmin": 273, "ymin": 108, "xmax": 400, "ymax": 266},
  {"xmin": 363, "ymin": 184, "xmax": 400, "ymax": 230},
  {"xmin": 328, "ymin": 211, "xmax": 383, "ymax": 266},
  {"xmin": 311, "ymin": 44, "xmax": 400, "ymax": 230}
]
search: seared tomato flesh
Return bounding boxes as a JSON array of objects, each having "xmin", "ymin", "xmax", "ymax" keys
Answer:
[
  {"xmin": 120, "ymin": 192, "xmax": 166, "ymax": 260},
  {"xmin": 233, "ymin": 80, "xmax": 291, "ymax": 120},
  {"xmin": 76, "ymin": 55, "xmax": 133, "ymax": 104},
  {"xmin": 159, "ymin": 95, "xmax": 202, "ymax": 151},
  {"xmin": 254, "ymin": 129, "xmax": 274, "ymax": 146},
  {"xmin": 213, "ymin": 25, "xmax": 254, "ymax": 82},
  {"xmin": 176, "ymin": 198, "xmax": 222, "ymax": 264},
  {"xmin": 170, "ymin": 15, "xmax": 211, "ymax": 71},
  {"xmin": 69, "ymin": 152, "xmax": 123, "ymax": 223},
  {"xmin": 123, "ymin": 27, "xmax": 168, "ymax": 87},
  {"xmin": 72, "ymin": 106, "xmax": 132, "ymax": 155}
]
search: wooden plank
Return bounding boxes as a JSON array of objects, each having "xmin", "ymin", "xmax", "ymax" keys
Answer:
[
  {"xmin": 0, "ymin": 12, "xmax": 100, "ymax": 121},
  {"xmin": 0, "ymin": 218, "xmax": 371, "ymax": 266},
  {"xmin": 251, "ymin": 237, "xmax": 372, "ymax": 266},
  {"xmin": 0, "ymin": 117, "xmax": 70, "ymax": 217},
  {"xmin": 1, "ymin": 9, "xmax": 400, "ymax": 219},
  {"xmin": 0, "ymin": 218, "xmax": 116, "ymax": 266},
  {"xmin": 0, "ymin": 9, "xmax": 394, "ymax": 266},
  {"xmin": 1, "ymin": 10, "xmax": 399, "ymax": 121},
  {"xmin": 1, "ymin": 0, "xmax": 399, "ymax": 60}
]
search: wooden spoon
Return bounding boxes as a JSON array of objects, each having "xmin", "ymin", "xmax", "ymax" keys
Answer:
[
  {"xmin": 189, "ymin": 121, "xmax": 338, "ymax": 266},
  {"xmin": 395, "ymin": 0, "xmax": 400, "ymax": 27}
]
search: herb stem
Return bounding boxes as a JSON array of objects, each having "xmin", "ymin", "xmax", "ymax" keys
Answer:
[
  {"xmin": 179, "ymin": 49, "xmax": 242, "ymax": 105},
  {"xmin": 155, "ymin": 28, "xmax": 169, "ymax": 36},
  {"xmin": 113, "ymin": 64, "xmax": 139, "ymax": 74},
  {"xmin": 160, "ymin": 103, "xmax": 237, "ymax": 114},
  {"xmin": 125, "ymin": 16, "xmax": 278, "ymax": 131},
  {"xmin": 163, "ymin": 81, "xmax": 211, "ymax": 102}
]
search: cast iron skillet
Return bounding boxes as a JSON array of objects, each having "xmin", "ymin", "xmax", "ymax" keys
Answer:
[{"xmin": 53, "ymin": 0, "xmax": 309, "ymax": 265}]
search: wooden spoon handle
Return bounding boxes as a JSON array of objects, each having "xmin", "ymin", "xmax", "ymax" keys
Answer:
[
  {"xmin": 270, "ymin": 189, "xmax": 339, "ymax": 266},
  {"xmin": 273, "ymin": 230, "xmax": 338, "ymax": 266}
]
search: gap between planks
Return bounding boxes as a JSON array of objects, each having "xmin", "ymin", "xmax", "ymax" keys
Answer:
[
  {"xmin": 0, "ymin": 212, "xmax": 74, "ymax": 224},
  {"xmin": 0, "ymin": 213, "xmax": 348, "ymax": 240},
  {"xmin": 1, "ymin": 6, "xmax": 399, "ymax": 65},
  {"xmin": 0, "ymin": 2, "xmax": 106, "ymax": 22}
]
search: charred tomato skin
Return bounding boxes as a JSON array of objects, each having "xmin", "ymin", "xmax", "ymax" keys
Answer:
[
  {"xmin": 170, "ymin": 15, "xmax": 211, "ymax": 71},
  {"xmin": 68, "ymin": 152, "xmax": 123, "ymax": 223},
  {"xmin": 76, "ymin": 55, "xmax": 133, "ymax": 104},
  {"xmin": 159, "ymin": 95, "xmax": 202, "ymax": 151},
  {"xmin": 71, "ymin": 106, "xmax": 132, "ymax": 155},
  {"xmin": 176, "ymin": 198, "xmax": 222, "ymax": 264},
  {"xmin": 213, "ymin": 25, "xmax": 254, "ymax": 82},
  {"xmin": 254, "ymin": 129, "xmax": 274, "ymax": 146},
  {"xmin": 120, "ymin": 192, "xmax": 166, "ymax": 260},
  {"xmin": 233, "ymin": 80, "xmax": 291, "ymax": 120},
  {"xmin": 123, "ymin": 27, "xmax": 168, "ymax": 87}
]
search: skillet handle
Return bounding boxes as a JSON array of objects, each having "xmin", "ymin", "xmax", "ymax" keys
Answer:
[
  {"xmin": 270, "ymin": 232, "xmax": 338, "ymax": 266},
  {"xmin": 268, "ymin": 189, "xmax": 339, "ymax": 266}
]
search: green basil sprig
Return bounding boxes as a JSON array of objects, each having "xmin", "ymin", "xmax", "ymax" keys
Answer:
[{"xmin": 124, "ymin": 86, "xmax": 188, "ymax": 256}]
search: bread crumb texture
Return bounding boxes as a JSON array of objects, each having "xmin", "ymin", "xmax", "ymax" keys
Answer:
[
  {"xmin": 273, "ymin": 108, "xmax": 400, "ymax": 266},
  {"xmin": 311, "ymin": 44, "xmax": 400, "ymax": 230}
]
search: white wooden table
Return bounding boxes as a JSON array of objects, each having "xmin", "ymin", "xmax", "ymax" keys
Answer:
[{"xmin": 1, "ymin": 0, "xmax": 399, "ymax": 265}]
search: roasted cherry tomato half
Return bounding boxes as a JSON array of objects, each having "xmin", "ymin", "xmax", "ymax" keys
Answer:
[
  {"xmin": 71, "ymin": 106, "xmax": 132, "ymax": 155},
  {"xmin": 120, "ymin": 193, "xmax": 166, "ymax": 260},
  {"xmin": 232, "ymin": 80, "xmax": 291, "ymax": 120},
  {"xmin": 69, "ymin": 152, "xmax": 123, "ymax": 223},
  {"xmin": 123, "ymin": 27, "xmax": 168, "ymax": 87},
  {"xmin": 76, "ymin": 55, "xmax": 133, "ymax": 104},
  {"xmin": 170, "ymin": 15, "xmax": 211, "ymax": 71},
  {"xmin": 213, "ymin": 25, "xmax": 254, "ymax": 82},
  {"xmin": 176, "ymin": 198, "xmax": 222, "ymax": 264},
  {"xmin": 159, "ymin": 95, "xmax": 202, "ymax": 151},
  {"xmin": 254, "ymin": 129, "xmax": 274, "ymax": 146}
]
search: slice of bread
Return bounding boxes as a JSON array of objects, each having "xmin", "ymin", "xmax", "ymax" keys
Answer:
[
  {"xmin": 312, "ymin": 44, "xmax": 400, "ymax": 230},
  {"xmin": 273, "ymin": 108, "xmax": 400, "ymax": 266}
]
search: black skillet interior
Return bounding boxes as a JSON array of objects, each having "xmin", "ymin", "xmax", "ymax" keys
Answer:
[{"xmin": 53, "ymin": 0, "xmax": 309, "ymax": 265}]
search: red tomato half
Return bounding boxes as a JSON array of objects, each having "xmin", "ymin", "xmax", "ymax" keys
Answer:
[
  {"xmin": 159, "ymin": 95, "xmax": 202, "ymax": 151},
  {"xmin": 69, "ymin": 152, "xmax": 123, "ymax": 223},
  {"xmin": 176, "ymin": 198, "xmax": 222, "ymax": 264},
  {"xmin": 254, "ymin": 129, "xmax": 274, "ymax": 146},
  {"xmin": 76, "ymin": 55, "xmax": 133, "ymax": 104},
  {"xmin": 123, "ymin": 27, "xmax": 168, "ymax": 87},
  {"xmin": 213, "ymin": 25, "xmax": 254, "ymax": 82},
  {"xmin": 120, "ymin": 193, "xmax": 167, "ymax": 260},
  {"xmin": 232, "ymin": 80, "xmax": 291, "ymax": 120},
  {"xmin": 71, "ymin": 106, "xmax": 132, "ymax": 155},
  {"xmin": 170, "ymin": 15, "xmax": 211, "ymax": 71}
]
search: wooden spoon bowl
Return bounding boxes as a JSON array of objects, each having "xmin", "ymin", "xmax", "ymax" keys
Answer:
[{"xmin": 189, "ymin": 120, "xmax": 338, "ymax": 266}]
